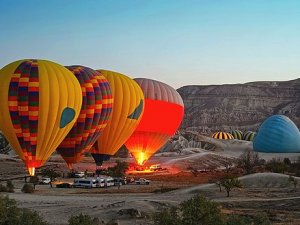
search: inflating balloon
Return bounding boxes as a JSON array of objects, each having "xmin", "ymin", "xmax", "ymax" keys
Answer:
[
  {"xmin": 125, "ymin": 78, "xmax": 184, "ymax": 165},
  {"xmin": 243, "ymin": 131, "xmax": 256, "ymax": 141},
  {"xmin": 0, "ymin": 59, "xmax": 82, "ymax": 175},
  {"xmin": 230, "ymin": 130, "xmax": 243, "ymax": 140},
  {"xmin": 212, "ymin": 132, "xmax": 234, "ymax": 140},
  {"xmin": 91, "ymin": 70, "xmax": 144, "ymax": 166},
  {"xmin": 253, "ymin": 115, "xmax": 300, "ymax": 153},
  {"xmin": 56, "ymin": 66, "xmax": 113, "ymax": 169}
]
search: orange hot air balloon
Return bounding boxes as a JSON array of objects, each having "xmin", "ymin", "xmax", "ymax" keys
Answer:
[
  {"xmin": 90, "ymin": 70, "xmax": 144, "ymax": 166},
  {"xmin": 125, "ymin": 78, "xmax": 184, "ymax": 165},
  {"xmin": 56, "ymin": 66, "xmax": 113, "ymax": 169},
  {"xmin": 0, "ymin": 59, "xmax": 82, "ymax": 175}
]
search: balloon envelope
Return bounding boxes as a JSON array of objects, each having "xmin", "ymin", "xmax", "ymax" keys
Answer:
[
  {"xmin": 125, "ymin": 78, "xmax": 184, "ymax": 165},
  {"xmin": 56, "ymin": 66, "xmax": 113, "ymax": 169},
  {"xmin": 0, "ymin": 59, "xmax": 82, "ymax": 175},
  {"xmin": 212, "ymin": 132, "xmax": 234, "ymax": 140},
  {"xmin": 253, "ymin": 115, "xmax": 300, "ymax": 153},
  {"xmin": 243, "ymin": 131, "xmax": 256, "ymax": 141},
  {"xmin": 91, "ymin": 70, "xmax": 144, "ymax": 165},
  {"xmin": 230, "ymin": 130, "xmax": 243, "ymax": 140}
]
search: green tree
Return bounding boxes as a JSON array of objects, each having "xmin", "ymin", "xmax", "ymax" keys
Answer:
[
  {"xmin": 0, "ymin": 195, "xmax": 48, "ymax": 225},
  {"xmin": 68, "ymin": 213, "xmax": 94, "ymax": 225},
  {"xmin": 107, "ymin": 160, "xmax": 128, "ymax": 177},
  {"xmin": 220, "ymin": 175, "xmax": 242, "ymax": 197},
  {"xmin": 41, "ymin": 168, "xmax": 60, "ymax": 188},
  {"xmin": 153, "ymin": 207, "xmax": 180, "ymax": 225},
  {"xmin": 181, "ymin": 194, "xmax": 224, "ymax": 225}
]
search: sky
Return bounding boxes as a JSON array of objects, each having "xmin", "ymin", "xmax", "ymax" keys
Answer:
[{"xmin": 0, "ymin": 0, "xmax": 300, "ymax": 88}]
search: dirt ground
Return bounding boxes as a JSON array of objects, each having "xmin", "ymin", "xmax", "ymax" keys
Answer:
[{"xmin": 1, "ymin": 149, "xmax": 300, "ymax": 225}]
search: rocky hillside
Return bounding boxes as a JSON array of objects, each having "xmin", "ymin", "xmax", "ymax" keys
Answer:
[{"xmin": 178, "ymin": 78, "xmax": 300, "ymax": 133}]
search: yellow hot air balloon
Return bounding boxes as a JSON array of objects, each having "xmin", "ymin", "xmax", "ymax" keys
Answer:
[
  {"xmin": 0, "ymin": 59, "xmax": 82, "ymax": 175},
  {"xmin": 90, "ymin": 70, "xmax": 144, "ymax": 165}
]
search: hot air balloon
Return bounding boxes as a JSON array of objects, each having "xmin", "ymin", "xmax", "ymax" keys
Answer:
[
  {"xmin": 212, "ymin": 132, "xmax": 234, "ymax": 140},
  {"xmin": 90, "ymin": 70, "xmax": 144, "ymax": 166},
  {"xmin": 253, "ymin": 115, "xmax": 300, "ymax": 153},
  {"xmin": 56, "ymin": 66, "xmax": 113, "ymax": 169},
  {"xmin": 243, "ymin": 131, "xmax": 256, "ymax": 141},
  {"xmin": 125, "ymin": 78, "xmax": 184, "ymax": 166},
  {"xmin": 230, "ymin": 130, "xmax": 243, "ymax": 140},
  {"xmin": 0, "ymin": 59, "xmax": 82, "ymax": 175}
]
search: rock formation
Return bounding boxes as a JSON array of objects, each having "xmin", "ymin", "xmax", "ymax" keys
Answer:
[{"xmin": 178, "ymin": 78, "xmax": 300, "ymax": 133}]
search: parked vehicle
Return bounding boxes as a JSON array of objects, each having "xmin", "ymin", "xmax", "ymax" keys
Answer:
[
  {"xmin": 73, "ymin": 178, "xmax": 97, "ymax": 188},
  {"xmin": 96, "ymin": 176, "xmax": 114, "ymax": 187},
  {"xmin": 74, "ymin": 172, "xmax": 85, "ymax": 178},
  {"xmin": 150, "ymin": 164, "xmax": 162, "ymax": 171},
  {"xmin": 135, "ymin": 178, "xmax": 150, "ymax": 185},
  {"xmin": 39, "ymin": 177, "xmax": 51, "ymax": 184},
  {"xmin": 113, "ymin": 177, "xmax": 127, "ymax": 186}
]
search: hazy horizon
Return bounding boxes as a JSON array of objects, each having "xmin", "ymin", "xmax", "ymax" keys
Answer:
[{"xmin": 1, "ymin": 0, "xmax": 300, "ymax": 89}]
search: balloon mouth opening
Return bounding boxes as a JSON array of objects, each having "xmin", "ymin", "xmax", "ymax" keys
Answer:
[
  {"xmin": 137, "ymin": 152, "xmax": 148, "ymax": 166},
  {"xmin": 27, "ymin": 167, "xmax": 35, "ymax": 176}
]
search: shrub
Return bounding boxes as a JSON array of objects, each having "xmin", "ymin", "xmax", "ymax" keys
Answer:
[
  {"xmin": 22, "ymin": 183, "xmax": 34, "ymax": 193},
  {"xmin": 153, "ymin": 194, "xmax": 224, "ymax": 225},
  {"xmin": 68, "ymin": 213, "xmax": 94, "ymax": 225},
  {"xmin": 265, "ymin": 158, "xmax": 287, "ymax": 173},
  {"xmin": 220, "ymin": 175, "xmax": 243, "ymax": 197},
  {"xmin": 0, "ymin": 195, "xmax": 49, "ymax": 225},
  {"xmin": 6, "ymin": 180, "xmax": 14, "ymax": 193},
  {"xmin": 153, "ymin": 207, "xmax": 180, "ymax": 225},
  {"xmin": 153, "ymin": 195, "xmax": 271, "ymax": 225}
]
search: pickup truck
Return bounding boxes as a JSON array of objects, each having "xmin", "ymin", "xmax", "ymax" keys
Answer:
[{"xmin": 135, "ymin": 178, "xmax": 150, "ymax": 185}]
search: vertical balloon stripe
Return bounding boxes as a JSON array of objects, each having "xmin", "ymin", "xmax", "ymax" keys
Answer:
[{"xmin": 8, "ymin": 60, "xmax": 39, "ymax": 161}]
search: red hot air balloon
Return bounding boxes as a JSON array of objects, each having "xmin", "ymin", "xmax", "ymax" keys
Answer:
[
  {"xmin": 125, "ymin": 78, "xmax": 184, "ymax": 165},
  {"xmin": 56, "ymin": 66, "xmax": 113, "ymax": 169}
]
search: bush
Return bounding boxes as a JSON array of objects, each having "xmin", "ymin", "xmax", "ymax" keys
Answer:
[
  {"xmin": 68, "ymin": 213, "xmax": 94, "ymax": 225},
  {"xmin": 153, "ymin": 194, "xmax": 224, "ymax": 225},
  {"xmin": 22, "ymin": 184, "xmax": 34, "ymax": 193},
  {"xmin": 6, "ymin": 180, "xmax": 14, "ymax": 193},
  {"xmin": 0, "ymin": 184, "xmax": 7, "ymax": 192},
  {"xmin": 265, "ymin": 158, "xmax": 287, "ymax": 173},
  {"xmin": 153, "ymin": 207, "xmax": 180, "ymax": 225},
  {"xmin": 0, "ymin": 195, "xmax": 49, "ymax": 225},
  {"xmin": 153, "ymin": 195, "xmax": 271, "ymax": 225}
]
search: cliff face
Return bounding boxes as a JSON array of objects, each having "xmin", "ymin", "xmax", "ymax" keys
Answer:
[{"xmin": 177, "ymin": 78, "xmax": 300, "ymax": 133}]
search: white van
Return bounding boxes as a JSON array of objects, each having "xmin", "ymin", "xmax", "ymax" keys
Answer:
[
  {"xmin": 96, "ymin": 178, "xmax": 105, "ymax": 188},
  {"xmin": 73, "ymin": 178, "xmax": 97, "ymax": 188},
  {"xmin": 97, "ymin": 176, "xmax": 114, "ymax": 187}
]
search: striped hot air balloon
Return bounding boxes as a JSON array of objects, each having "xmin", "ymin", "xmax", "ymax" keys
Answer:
[
  {"xmin": 254, "ymin": 115, "xmax": 300, "ymax": 153},
  {"xmin": 125, "ymin": 78, "xmax": 184, "ymax": 165},
  {"xmin": 230, "ymin": 130, "xmax": 243, "ymax": 140},
  {"xmin": 212, "ymin": 132, "xmax": 234, "ymax": 140},
  {"xmin": 56, "ymin": 66, "xmax": 113, "ymax": 169},
  {"xmin": 243, "ymin": 131, "xmax": 256, "ymax": 141},
  {"xmin": 0, "ymin": 59, "xmax": 82, "ymax": 175}
]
